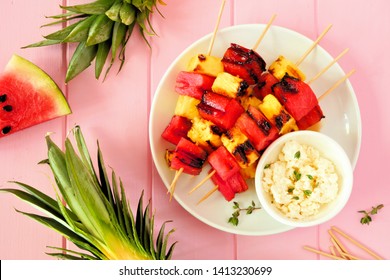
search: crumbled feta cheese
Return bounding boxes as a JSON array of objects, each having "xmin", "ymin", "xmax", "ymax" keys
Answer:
[{"xmin": 262, "ymin": 140, "xmax": 339, "ymax": 220}]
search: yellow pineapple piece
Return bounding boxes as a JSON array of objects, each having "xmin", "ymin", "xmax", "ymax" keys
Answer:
[
  {"xmin": 240, "ymin": 160, "xmax": 258, "ymax": 179},
  {"xmin": 239, "ymin": 92, "xmax": 262, "ymax": 111},
  {"xmin": 174, "ymin": 95, "xmax": 200, "ymax": 120},
  {"xmin": 187, "ymin": 117, "xmax": 222, "ymax": 153},
  {"xmin": 258, "ymin": 94, "xmax": 298, "ymax": 134},
  {"xmin": 269, "ymin": 55, "xmax": 306, "ymax": 80},
  {"xmin": 221, "ymin": 126, "xmax": 259, "ymax": 168},
  {"xmin": 212, "ymin": 72, "xmax": 248, "ymax": 98},
  {"xmin": 187, "ymin": 54, "xmax": 224, "ymax": 77}
]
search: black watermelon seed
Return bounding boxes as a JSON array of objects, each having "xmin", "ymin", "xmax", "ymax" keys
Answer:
[
  {"xmin": 3, "ymin": 105, "xmax": 12, "ymax": 112},
  {"xmin": 0, "ymin": 94, "xmax": 6, "ymax": 103},
  {"xmin": 1, "ymin": 126, "xmax": 11, "ymax": 135}
]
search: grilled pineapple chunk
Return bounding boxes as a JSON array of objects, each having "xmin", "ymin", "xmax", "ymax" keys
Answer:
[
  {"xmin": 221, "ymin": 126, "xmax": 259, "ymax": 168},
  {"xmin": 258, "ymin": 94, "xmax": 298, "ymax": 134},
  {"xmin": 240, "ymin": 160, "xmax": 258, "ymax": 179},
  {"xmin": 187, "ymin": 117, "xmax": 222, "ymax": 153},
  {"xmin": 174, "ymin": 95, "xmax": 200, "ymax": 120},
  {"xmin": 212, "ymin": 72, "xmax": 248, "ymax": 98},
  {"xmin": 239, "ymin": 92, "xmax": 262, "ymax": 111},
  {"xmin": 187, "ymin": 54, "xmax": 224, "ymax": 77},
  {"xmin": 269, "ymin": 55, "xmax": 306, "ymax": 80}
]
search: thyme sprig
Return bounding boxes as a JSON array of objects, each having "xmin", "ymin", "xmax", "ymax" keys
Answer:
[
  {"xmin": 358, "ymin": 204, "xmax": 384, "ymax": 225},
  {"xmin": 228, "ymin": 201, "xmax": 261, "ymax": 226}
]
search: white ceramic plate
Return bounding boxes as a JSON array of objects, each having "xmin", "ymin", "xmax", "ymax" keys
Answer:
[{"xmin": 149, "ymin": 24, "xmax": 361, "ymax": 236}]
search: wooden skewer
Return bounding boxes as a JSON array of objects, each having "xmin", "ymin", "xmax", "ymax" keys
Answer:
[
  {"xmin": 340, "ymin": 252, "xmax": 361, "ymax": 260},
  {"xmin": 296, "ymin": 24, "xmax": 333, "ymax": 67},
  {"xmin": 329, "ymin": 246, "xmax": 337, "ymax": 256},
  {"xmin": 303, "ymin": 246, "xmax": 345, "ymax": 260},
  {"xmin": 252, "ymin": 14, "xmax": 277, "ymax": 50},
  {"xmin": 318, "ymin": 69, "xmax": 355, "ymax": 102},
  {"xmin": 207, "ymin": 0, "xmax": 227, "ymax": 56},
  {"xmin": 330, "ymin": 237, "xmax": 348, "ymax": 259},
  {"xmin": 307, "ymin": 48, "xmax": 349, "ymax": 84},
  {"xmin": 197, "ymin": 185, "xmax": 219, "ymax": 205},
  {"xmin": 331, "ymin": 226, "xmax": 383, "ymax": 260},
  {"xmin": 189, "ymin": 170, "xmax": 216, "ymax": 194},
  {"xmin": 168, "ymin": 168, "xmax": 183, "ymax": 201},
  {"xmin": 329, "ymin": 229, "xmax": 350, "ymax": 258}
]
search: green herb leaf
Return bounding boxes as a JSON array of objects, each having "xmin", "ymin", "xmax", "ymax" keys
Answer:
[
  {"xmin": 359, "ymin": 204, "xmax": 384, "ymax": 225},
  {"xmin": 303, "ymin": 190, "xmax": 312, "ymax": 196},
  {"xmin": 228, "ymin": 201, "xmax": 261, "ymax": 226},
  {"xmin": 294, "ymin": 151, "xmax": 301, "ymax": 159}
]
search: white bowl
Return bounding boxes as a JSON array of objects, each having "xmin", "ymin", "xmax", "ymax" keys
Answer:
[{"xmin": 255, "ymin": 130, "xmax": 353, "ymax": 227}]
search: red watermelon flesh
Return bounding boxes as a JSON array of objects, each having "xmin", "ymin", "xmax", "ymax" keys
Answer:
[{"xmin": 0, "ymin": 55, "xmax": 71, "ymax": 138}]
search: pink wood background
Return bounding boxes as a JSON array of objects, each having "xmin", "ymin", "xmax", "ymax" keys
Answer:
[{"xmin": 1, "ymin": 0, "xmax": 389, "ymax": 260}]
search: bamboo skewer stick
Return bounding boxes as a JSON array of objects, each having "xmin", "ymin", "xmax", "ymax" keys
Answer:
[
  {"xmin": 329, "ymin": 229, "xmax": 350, "ymax": 258},
  {"xmin": 303, "ymin": 246, "xmax": 345, "ymax": 260},
  {"xmin": 189, "ymin": 170, "xmax": 216, "ymax": 194},
  {"xmin": 197, "ymin": 185, "xmax": 219, "ymax": 205},
  {"xmin": 168, "ymin": 168, "xmax": 183, "ymax": 201},
  {"xmin": 330, "ymin": 237, "xmax": 348, "ymax": 259},
  {"xmin": 252, "ymin": 14, "xmax": 277, "ymax": 50},
  {"xmin": 318, "ymin": 69, "xmax": 355, "ymax": 102},
  {"xmin": 331, "ymin": 226, "xmax": 384, "ymax": 260},
  {"xmin": 307, "ymin": 48, "xmax": 349, "ymax": 84},
  {"xmin": 207, "ymin": 0, "xmax": 227, "ymax": 56},
  {"xmin": 296, "ymin": 24, "xmax": 333, "ymax": 66}
]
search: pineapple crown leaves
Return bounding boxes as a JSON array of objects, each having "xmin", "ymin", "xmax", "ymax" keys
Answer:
[
  {"xmin": 0, "ymin": 126, "xmax": 176, "ymax": 260},
  {"xmin": 23, "ymin": 0, "xmax": 166, "ymax": 82}
]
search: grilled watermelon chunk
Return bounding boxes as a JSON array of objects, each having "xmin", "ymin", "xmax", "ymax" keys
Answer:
[
  {"xmin": 236, "ymin": 105, "xmax": 279, "ymax": 152},
  {"xmin": 175, "ymin": 71, "xmax": 215, "ymax": 100},
  {"xmin": 252, "ymin": 72, "xmax": 279, "ymax": 100},
  {"xmin": 222, "ymin": 43, "xmax": 266, "ymax": 85},
  {"xmin": 168, "ymin": 137, "xmax": 208, "ymax": 175},
  {"xmin": 208, "ymin": 146, "xmax": 240, "ymax": 180},
  {"xmin": 197, "ymin": 92, "xmax": 244, "ymax": 130},
  {"xmin": 161, "ymin": 115, "xmax": 192, "ymax": 145},
  {"xmin": 0, "ymin": 55, "xmax": 71, "ymax": 138},
  {"xmin": 272, "ymin": 75, "xmax": 318, "ymax": 122},
  {"xmin": 296, "ymin": 104, "xmax": 325, "ymax": 130},
  {"xmin": 210, "ymin": 169, "xmax": 248, "ymax": 201}
]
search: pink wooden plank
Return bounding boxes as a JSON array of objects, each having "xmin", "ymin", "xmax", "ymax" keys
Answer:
[
  {"xmin": 316, "ymin": 0, "xmax": 390, "ymax": 260},
  {"xmin": 0, "ymin": 1, "xmax": 68, "ymax": 259}
]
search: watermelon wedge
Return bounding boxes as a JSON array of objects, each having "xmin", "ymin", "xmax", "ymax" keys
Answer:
[{"xmin": 0, "ymin": 55, "xmax": 71, "ymax": 138}]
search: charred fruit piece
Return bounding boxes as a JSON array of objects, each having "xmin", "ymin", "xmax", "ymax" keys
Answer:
[
  {"xmin": 252, "ymin": 72, "xmax": 279, "ymax": 100},
  {"xmin": 296, "ymin": 104, "xmax": 325, "ymax": 130},
  {"xmin": 258, "ymin": 94, "xmax": 298, "ymax": 134},
  {"xmin": 161, "ymin": 115, "xmax": 192, "ymax": 145},
  {"xmin": 187, "ymin": 54, "xmax": 224, "ymax": 77},
  {"xmin": 174, "ymin": 95, "xmax": 201, "ymax": 120},
  {"xmin": 212, "ymin": 72, "xmax": 249, "ymax": 98},
  {"xmin": 268, "ymin": 55, "xmax": 306, "ymax": 81},
  {"xmin": 208, "ymin": 146, "xmax": 241, "ymax": 180},
  {"xmin": 272, "ymin": 75, "xmax": 318, "ymax": 122},
  {"xmin": 235, "ymin": 105, "xmax": 279, "ymax": 152},
  {"xmin": 187, "ymin": 117, "xmax": 223, "ymax": 153},
  {"xmin": 222, "ymin": 43, "xmax": 266, "ymax": 85},
  {"xmin": 221, "ymin": 126, "xmax": 259, "ymax": 168},
  {"xmin": 168, "ymin": 137, "xmax": 208, "ymax": 175},
  {"xmin": 175, "ymin": 71, "xmax": 215, "ymax": 100},
  {"xmin": 197, "ymin": 92, "xmax": 244, "ymax": 130}
]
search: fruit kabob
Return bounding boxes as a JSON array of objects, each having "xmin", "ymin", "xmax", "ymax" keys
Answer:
[{"xmin": 162, "ymin": 10, "xmax": 355, "ymax": 203}]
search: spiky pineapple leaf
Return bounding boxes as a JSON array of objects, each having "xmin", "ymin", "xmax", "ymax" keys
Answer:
[{"xmin": 1, "ymin": 126, "xmax": 176, "ymax": 260}]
